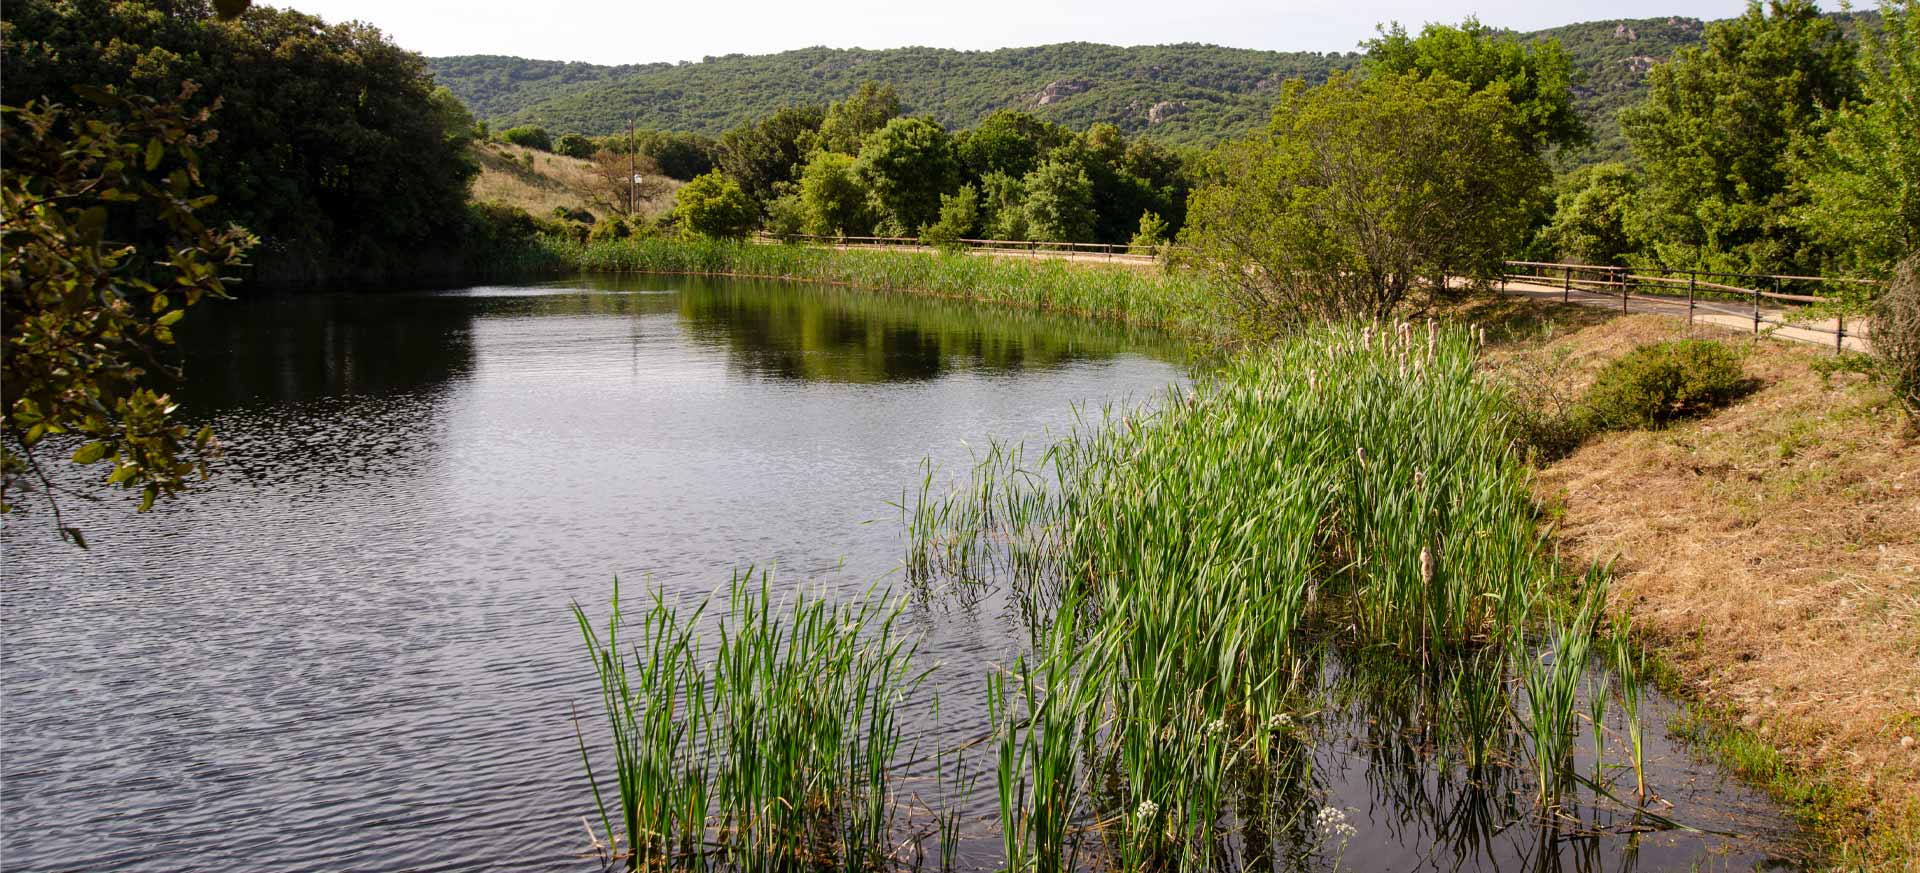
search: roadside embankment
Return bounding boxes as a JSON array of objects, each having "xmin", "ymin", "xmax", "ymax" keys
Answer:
[{"xmin": 1482, "ymin": 304, "xmax": 1919, "ymax": 868}]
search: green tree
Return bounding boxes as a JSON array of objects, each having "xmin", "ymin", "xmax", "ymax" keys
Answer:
[
  {"xmin": 500, "ymin": 125, "xmax": 553, "ymax": 151},
  {"xmin": 1796, "ymin": 0, "xmax": 1920, "ymax": 277},
  {"xmin": 1541, "ymin": 163, "xmax": 1642, "ymax": 266},
  {"xmin": 921, "ymin": 184, "xmax": 981, "ymax": 248},
  {"xmin": 979, "ymin": 171, "xmax": 1029, "ymax": 240},
  {"xmin": 1129, "ymin": 210, "xmax": 1169, "ymax": 254},
  {"xmin": 2, "ymin": 90, "xmax": 256, "ymax": 545},
  {"xmin": 621, "ymin": 130, "xmax": 720, "ymax": 181},
  {"xmin": 717, "ymin": 103, "xmax": 825, "ymax": 202},
  {"xmin": 956, "ymin": 110, "xmax": 1069, "ymax": 181},
  {"xmin": 763, "ymin": 192, "xmax": 808, "ymax": 238},
  {"xmin": 1021, "ymin": 158, "xmax": 1097, "ymax": 243},
  {"xmin": 796, "ymin": 150, "xmax": 872, "ymax": 237},
  {"xmin": 3, "ymin": 0, "xmax": 478, "ymax": 281},
  {"xmin": 812, "ymin": 81, "xmax": 901, "ymax": 155},
  {"xmin": 852, "ymin": 116, "xmax": 960, "ymax": 234},
  {"xmin": 672, "ymin": 171, "xmax": 758, "ymax": 239},
  {"xmin": 1178, "ymin": 73, "xmax": 1547, "ymax": 334},
  {"xmin": 1365, "ymin": 18, "xmax": 1586, "ymax": 152},
  {"xmin": 555, "ymin": 131, "xmax": 595, "ymax": 158},
  {"xmin": 1621, "ymin": 0, "xmax": 1857, "ymax": 274}
]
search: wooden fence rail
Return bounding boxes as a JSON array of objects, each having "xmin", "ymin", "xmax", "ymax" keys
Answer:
[{"xmin": 752, "ymin": 234, "xmax": 1880, "ymax": 352}]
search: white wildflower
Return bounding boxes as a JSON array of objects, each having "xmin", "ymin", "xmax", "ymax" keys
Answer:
[
  {"xmin": 1315, "ymin": 807, "xmax": 1358, "ymax": 840},
  {"xmin": 1268, "ymin": 712, "xmax": 1293, "ymax": 730},
  {"xmin": 1135, "ymin": 799, "xmax": 1159, "ymax": 822}
]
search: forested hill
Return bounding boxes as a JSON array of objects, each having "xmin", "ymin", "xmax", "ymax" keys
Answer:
[
  {"xmin": 430, "ymin": 43, "xmax": 1363, "ymax": 147},
  {"xmin": 426, "ymin": 14, "xmax": 1825, "ymax": 156}
]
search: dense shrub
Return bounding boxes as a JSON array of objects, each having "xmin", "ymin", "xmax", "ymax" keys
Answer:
[
  {"xmin": 554, "ymin": 132, "xmax": 595, "ymax": 158},
  {"xmin": 1578, "ymin": 340, "xmax": 1750, "ymax": 431},
  {"xmin": 1874, "ymin": 254, "xmax": 1920, "ymax": 429},
  {"xmin": 587, "ymin": 217, "xmax": 633, "ymax": 243},
  {"xmin": 1497, "ymin": 346, "xmax": 1594, "ymax": 460},
  {"xmin": 672, "ymin": 171, "xmax": 758, "ymax": 240},
  {"xmin": 500, "ymin": 125, "xmax": 553, "ymax": 152}
]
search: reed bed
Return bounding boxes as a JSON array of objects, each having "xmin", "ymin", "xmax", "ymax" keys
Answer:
[
  {"xmin": 904, "ymin": 322, "xmax": 1654, "ymax": 869},
  {"xmin": 573, "ymin": 570, "xmax": 924, "ymax": 870},
  {"xmin": 521, "ymin": 236, "xmax": 1221, "ymax": 339},
  {"xmin": 571, "ymin": 320, "xmax": 1669, "ymax": 872}
]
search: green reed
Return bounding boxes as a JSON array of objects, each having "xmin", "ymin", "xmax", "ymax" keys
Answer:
[
  {"xmin": 573, "ymin": 569, "xmax": 924, "ymax": 870},
  {"xmin": 1611, "ymin": 615, "xmax": 1649, "ymax": 805},
  {"xmin": 902, "ymin": 321, "xmax": 1565, "ymax": 868},
  {"xmin": 528, "ymin": 235, "xmax": 1222, "ymax": 339},
  {"xmin": 1517, "ymin": 572, "xmax": 1608, "ymax": 813}
]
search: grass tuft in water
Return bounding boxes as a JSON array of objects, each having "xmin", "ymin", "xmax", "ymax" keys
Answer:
[{"xmin": 573, "ymin": 569, "xmax": 925, "ymax": 870}]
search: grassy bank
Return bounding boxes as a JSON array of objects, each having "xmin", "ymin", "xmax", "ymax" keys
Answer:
[
  {"xmin": 501, "ymin": 235, "xmax": 1222, "ymax": 339},
  {"xmin": 1478, "ymin": 302, "xmax": 1920, "ymax": 869}
]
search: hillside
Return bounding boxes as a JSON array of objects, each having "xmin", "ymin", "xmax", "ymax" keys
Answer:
[
  {"xmin": 432, "ymin": 43, "xmax": 1361, "ymax": 148},
  {"xmin": 430, "ymin": 12, "xmax": 1876, "ymax": 160},
  {"xmin": 469, "ymin": 141, "xmax": 678, "ymax": 219}
]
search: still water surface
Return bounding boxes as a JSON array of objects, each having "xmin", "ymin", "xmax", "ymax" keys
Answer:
[{"xmin": 2, "ymin": 277, "xmax": 1802, "ymax": 871}]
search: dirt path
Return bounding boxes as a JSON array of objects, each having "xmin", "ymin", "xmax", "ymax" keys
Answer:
[{"xmin": 1496, "ymin": 278, "xmax": 1871, "ymax": 353}]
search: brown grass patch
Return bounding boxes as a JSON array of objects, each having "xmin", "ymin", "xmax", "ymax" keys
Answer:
[
  {"xmin": 1479, "ymin": 302, "xmax": 1919, "ymax": 867},
  {"xmin": 468, "ymin": 142, "xmax": 677, "ymax": 220}
]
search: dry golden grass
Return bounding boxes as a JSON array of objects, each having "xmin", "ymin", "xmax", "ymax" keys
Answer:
[
  {"xmin": 1478, "ymin": 303, "xmax": 1919, "ymax": 867},
  {"xmin": 468, "ymin": 142, "xmax": 678, "ymax": 220}
]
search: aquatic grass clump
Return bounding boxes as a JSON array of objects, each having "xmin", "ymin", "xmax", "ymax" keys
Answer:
[
  {"xmin": 1516, "ymin": 572, "xmax": 1608, "ymax": 813},
  {"xmin": 573, "ymin": 570, "xmax": 924, "ymax": 870},
  {"xmin": 903, "ymin": 321, "xmax": 1569, "ymax": 865}
]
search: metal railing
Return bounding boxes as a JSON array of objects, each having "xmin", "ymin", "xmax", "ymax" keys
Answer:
[{"xmin": 1500, "ymin": 260, "xmax": 1881, "ymax": 352}]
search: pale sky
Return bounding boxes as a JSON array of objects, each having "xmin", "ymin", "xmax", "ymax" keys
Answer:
[{"xmin": 277, "ymin": 0, "xmax": 1832, "ymax": 65}]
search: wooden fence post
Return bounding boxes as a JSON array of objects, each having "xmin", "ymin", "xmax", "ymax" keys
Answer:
[{"xmin": 1687, "ymin": 271, "xmax": 1696, "ymax": 326}]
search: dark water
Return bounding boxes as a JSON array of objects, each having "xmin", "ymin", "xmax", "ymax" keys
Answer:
[{"xmin": 1, "ymin": 277, "xmax": 1802, "ymax": 872}]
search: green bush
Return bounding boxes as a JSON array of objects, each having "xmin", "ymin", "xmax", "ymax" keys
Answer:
[
  {"xmin": 500, "ymin": 125, "xmax": 553, "ymax": 152},
  {"xmin": 1578, "ymin": 340, "xmax": 1750, "ymax": 431},
  {"xmin": 672, "ymin": 171, "xmax": 758, "ymax": 240},
  {"xmin": 762, "ymin": 193, "xmax": 807, "ymax": 239},
  {"xmin": 587, "ymin": 217, "xmax": 633, "ymax": 243}
]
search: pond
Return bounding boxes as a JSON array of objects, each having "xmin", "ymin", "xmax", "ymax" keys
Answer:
[{"xmin": 0, "ymin": 277, "xmax": 1804, "ymax": 872}]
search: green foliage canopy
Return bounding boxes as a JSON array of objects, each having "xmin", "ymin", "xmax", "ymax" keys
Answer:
[
  {"xmin": 1621, "ymin": 0, "xmax": 1858, "ymax": 274},
  {"xmin": 1796, "ymin": 0, "xmax": 1920, "ymax": 277},
  {"xmin": 500, "ymin": 125, "xmax": 553, "ymax": 151},
  {"xmin": 852, "ymin": 117, "xmax": 961, "ymax": 234},
  {"xmin": 1178, "ymin": 73, "xmax": 1549, "ymax": 334},
  {"xmin": 1540, "ymin": 163, "xmax": 1641, "ymax": 266},
  {"xmin": 1365, "ymin": 18, "xmax": 1587, "ymax": 152},
  {"xmin": 2, "ymin": 0, "xmax": 479, "ymax": 281},
  {"xmin": 717, "ymin": 103, "xmax": 825, "ymax": 201},
  {"xmin": 1021, "ymin": 158, "xmax": 1097, "ymax": 243},
  {"xmin": 1, "ymin": 90, "xmax": 255, "ymax": 545},
  {"xmin": 812, "ymin": 81, "xmax": 901, "ymax": 155},
  {"xmin": 797, "ymin": 150, "xmax": 872, "ymax": 237},
  {"xmin": 673, "ymin": 171, "xmax": 758, "ymax": 239}
]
